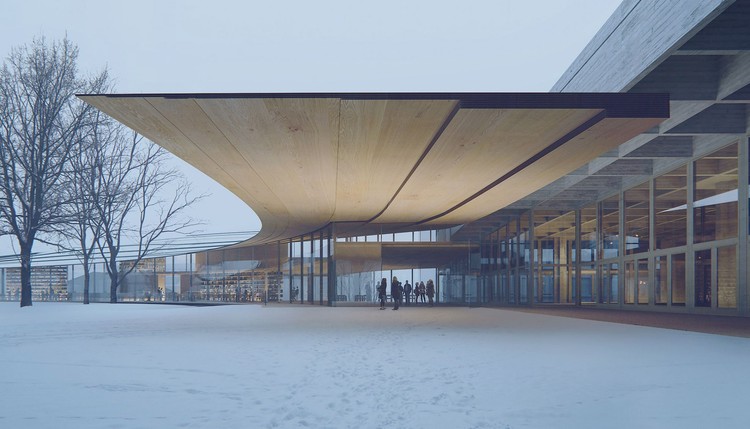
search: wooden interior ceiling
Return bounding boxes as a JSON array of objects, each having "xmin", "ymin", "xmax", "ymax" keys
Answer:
[{"xmin": 79, "ymin": 93, "xmax": 668, "ymax": 244}]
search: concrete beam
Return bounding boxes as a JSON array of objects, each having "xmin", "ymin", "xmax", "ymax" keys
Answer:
[
  {"xmin": 667, "ymin": 103, "xmax": 747, "ymax": 133},
  {"xmin": 625, "ymin": 136, "xmax": 694, "ymax": 158},
  {"xmin": 678, "ymin": 0, "xmax": 750, "ymax": 52},
  {"xmin": 593, "ymin": 159, "xmax": 654, "ymax": 176},
  {"xmin": 719, "ymin": 51, "xmax": 750, "ymax": 100},
  {"xmin": 629, "ymin": 55, "xmax": 719, "ymax": 100}
]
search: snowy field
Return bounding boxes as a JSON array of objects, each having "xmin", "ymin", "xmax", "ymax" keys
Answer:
[{"xmin": 1, "ymin": 302, "xmax": 749, "ymax": 429}]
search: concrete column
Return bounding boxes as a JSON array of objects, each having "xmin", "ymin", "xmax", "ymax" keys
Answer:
[
  {"xmin": 737, "ymin": 137, "xmax": 748, "ymax": 315},
  {"xmin": 686, "ymin": 161, "xmax": 696, "ymax": 310},
  {"xmin": 618, "ymin": 191, "xmax": 625, "ymax": 308},
  {"xmin": 575, "ymin": 209, "xmax": 582, "ymax": 306},
  {"xmin": 649, "ymin": 178, "xmax": 656, "ymax": 307}
]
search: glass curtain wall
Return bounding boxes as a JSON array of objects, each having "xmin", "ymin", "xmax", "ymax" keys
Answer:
[
  {"xmin": 625, "ymin": 182, "xmax": 650, "ymax": 255},
  {"xmin": 497, "ymin": 224, "xmax": 510, "ymax": 305},
  {"xmin": 332, "ymin": 228, "xmax": 444, "ymax": 305},
  {"xmin": 533, "ymin": 210, "xmax": 575, "ymax": 303},
  {"xmin": 579, "ymin": 204, "xmax": 597, "ymax": 303},
  {"xmin": 601, "ymin": 195, "xmax": 620, "ymax": 304},
  {"xmin": 55, "ymin": 140, "xmax": 749, "ymax": 314},
  {"xmin": 694, "ymin": 143, "xmax": 739, "ymax": 310},
  {"xmin": 519, "ymin": 215, "xmax": 531, "ymax": 304},
  {"xmin": 655, "ymin": 166, "xmax": 687, "ymax": 249},
  {"xmin": 475, "ymin": 139, "xmax": 743, "ymax": 314}
]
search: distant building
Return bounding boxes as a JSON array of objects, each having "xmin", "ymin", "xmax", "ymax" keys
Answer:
[
  {"xmin": 119, "ymin": 258, "xmax": 166, "ymax": 274},
  {"xmin": 3, "ymin": 266, "xmax": 68, "ymax": 301}
]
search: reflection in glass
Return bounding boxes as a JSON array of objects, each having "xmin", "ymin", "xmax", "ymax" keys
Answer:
[
  {"xmin": 580, "ymin": 204, "xmax": 597, "ymax": 262},
  {"xmin": 695, "ymin": 249, "xmax": 711, "ymax": 307},
  {"xmin": 625, "ymin": 260, "xmax": 635, "ymax": 304},
  {"xmin": 533, "ymin": 210, "xmax": 575, "ymax": 303},
  {"xmin": 638, "ymin": 259, "xmax": 649, "ymax": 304},
  {"xmin": 625, "ymin": 182, "xmax": 650, "ymax": 254},
  {"xmin": 671, "ymin": 253, "xmax": 686, "ymax": 305},
  {"xmin": 655, "ymin": 165, "xmax": 687, "ymax": 249},
  {"xmin": 519, "ymin": 215, "xmax": 530, "ymax": 304},
  {"xmin": 717, "ymin": 245, "xmax": 736, "ymax": 308},
  {"xmin": 655, "ymin": 255, "xmax": 667, "ymax": 305},
  {"xmin": 602, "ymin": 195, "xmax": 619, "ymax": 259},
  {"xmin": 608, "ymin": 263, "xmax": 619, "ymax": 304},
  {"xmin": 694, "ymin": 143, "xmax": 738, "ymax": 243}
]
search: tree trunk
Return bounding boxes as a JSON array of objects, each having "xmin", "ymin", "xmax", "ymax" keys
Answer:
[
  {"xmin": 82, "ymin": 257, "xmax": 90, "ymax": 305},
  {"xmin": 109, "ymin": 260, "xmax": 119, "ymax": 303},
  {"xmin": 19, "ymin": 244, "xmax": 33, "ymax": 308}
]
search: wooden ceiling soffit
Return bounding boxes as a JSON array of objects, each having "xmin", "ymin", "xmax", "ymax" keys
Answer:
[
  {"xmin": 425, "ymin": 115, "xmax": 666, "ymax": 225},
  {"xmin": 79, "ymin": 93, "xmax": 668, "ymax": 244},
  {"xmin": 335, "ymin": 99, "xmax": 458, "ymax": 221},
  {"xmin": 374, "ymin": 108, "xmax": 603, "ymax": 222}
]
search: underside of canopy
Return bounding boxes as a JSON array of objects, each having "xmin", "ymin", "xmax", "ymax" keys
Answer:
[{"xmin": 79, "ymin": 92, "xmax": 668, "ymax": 244}]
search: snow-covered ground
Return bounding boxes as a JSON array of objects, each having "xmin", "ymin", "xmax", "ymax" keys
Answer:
[{"xmin": 1, "ymin": 302, "xmax": 749, "ymax": 429}]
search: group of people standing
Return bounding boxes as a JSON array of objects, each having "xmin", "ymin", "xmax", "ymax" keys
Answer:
[{"xmin": 377, "ymin": 276, "xmax": 435, "ymax": 310}]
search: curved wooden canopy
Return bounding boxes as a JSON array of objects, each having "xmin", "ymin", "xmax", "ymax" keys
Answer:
[{"xmin": 79, "ymin": 93, "xmax": 668, "ymax": 244}]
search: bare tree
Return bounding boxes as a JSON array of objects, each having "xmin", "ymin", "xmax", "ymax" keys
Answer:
[
  {"xmin": 55, "ymin": 109, "xmax": 116, "ymax": 304},
  {"xmin": 0, "ymin": 37, "xmax": 108, "ymax": 307},
  {"xmin": 94, "ymin": 131, "xmax": 203, "ymax": 303}
]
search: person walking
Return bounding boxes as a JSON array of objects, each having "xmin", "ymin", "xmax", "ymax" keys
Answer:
[
  {"xmin": 377, "ymin": 278, "xmax": 387, "ymax": 310},
  {"xmin": 426, "ymin": 279, "xmax": 435, "ymax": 307},
  {"xmin": 403, "ymin": 280, "xmax": 412, "ymax": 306},
  {"xmin": 391, "ymin": 276, "xmax": 402, "ymax": 310}
]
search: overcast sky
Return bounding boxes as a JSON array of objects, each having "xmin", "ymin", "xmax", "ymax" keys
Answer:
[{"xmin": 0, "ymin": 0, "xmax": 622, "ymax": 254}]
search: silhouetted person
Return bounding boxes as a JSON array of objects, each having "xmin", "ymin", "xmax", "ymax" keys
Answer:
[
  {"xmin": 391, "ymin": 276, "xmax": 402, "ymax": 310},
  {"xmin": 426, "ymin": 279, "xmax": 435, "ymax": 306},
  {"xmin": 377, "ymin": 278, "xmax": 387, "ymax": 310}
]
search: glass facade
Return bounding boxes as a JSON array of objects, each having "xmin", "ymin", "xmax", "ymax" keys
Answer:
[
  {"xmin": 694, "ymin": 144, "xmax": 738, "ymax": 244},
  {"xmin": 9, "ymin": 139, "xmax": 748, "ymax": 317},
  {"xmin": 469, "ymin": 137, "xmax": 745, "ymax": 315},
  {"xmin": 655, "ymin": 165, "xmax": 687, "ymax": 249}
]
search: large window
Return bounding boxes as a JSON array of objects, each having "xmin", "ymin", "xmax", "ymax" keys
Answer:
[
  {"xmin": 655, "ymin": 165, "xmax": 687, "ymax": 249},
  {"xmin": 506, "ymin": 221, "xmax": 518, "ymax": 304},
  {"xmin": 601, "ymin": 195, "xmax": 620, "ymax": 259},
  {"xmin": 625, "ymin": 260, "xmax": 635, "ymax": 304},
  {"xmin": 579, "ymin": 204, "xmax": 597, "ymax": 303},
  {"xmin": 655, "ymin": 255, "xmax": 667, "ymax": 305},
  {"xmin": 637, "ymin": 259, "xmax": 649, "ymax": 304},
  {"xmin": 625, "ymin": 258, "xmax": 648, "ymax": 304},
  {"xmin": 580, "ymin": 204, "xmax": 597, "ymax": 262},
  {"xmin": 625, "ymin": 182, "xmax": 650, "ymax": 254},
  {"xmin": 717, "ymin": 245, "xmax": 737, "ymax": 308},
  {"xmin": 533, "ymin": 210, "xmax": 575, "ymax": 303},
  {"xmin": 601, "ymin": 263, "xmax": 618, "ymax": 304},
  {"xmin": 694, "ymin": 143, "xmax": 738, "ymax": 243},
  {"xmin": 519, "ymin": 215, "xmax": 530, "ymax": 304},
  {"xmin": 671, "ymin": 253, "xmax": 686, "ymax": 306},
  {"xmin": 695, "ymin": 249, "xmax": 711, "ymax": 307}
]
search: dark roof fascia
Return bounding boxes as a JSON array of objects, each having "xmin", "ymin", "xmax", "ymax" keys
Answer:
[{"xmin": 77, "ymin": 92, "xmax": 669, "ymax": 118}]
